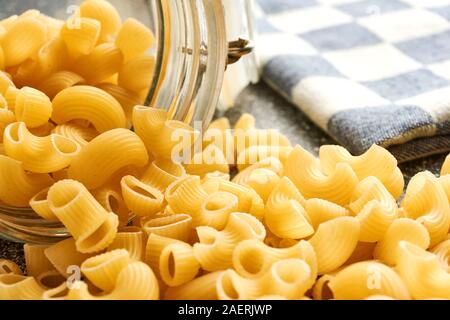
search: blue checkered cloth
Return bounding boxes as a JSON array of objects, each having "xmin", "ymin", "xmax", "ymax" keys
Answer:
[{"xmin": 256, "ymin": 0, "xmax": 450, "ymax": 162}]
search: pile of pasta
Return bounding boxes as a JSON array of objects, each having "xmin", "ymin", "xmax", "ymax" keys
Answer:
[{"xmin": 0, "ymin": 0, "xmax": 449, "ymax": 301}]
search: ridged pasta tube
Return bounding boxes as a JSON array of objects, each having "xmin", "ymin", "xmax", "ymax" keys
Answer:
[
  {"xmin": 193, "ymin": 212, "xmax": 266, "ymax": 271},
  {"xmin": 80, "ymin": 0, "xmax": 122, "ymax": 42},
  {"xmin": 4, "ymin": 122, "xmax": 81, "ymax": 173},
  {"xmin": 121, "ymin": 175, "xmax": 164, "ymax": 217},
  {"xmin": 23, "ymin": 244, "xmax": 54, "ymax": 278},
  {"xmin": 165, "ymin": 175, "xmax": 209, "ymax": 216},
  {"xmin": 15, "ymin": 87, "xmax": 52, "ymax": 128},
  {"xmin": 305, "ymin": 198, "xmax": 350, "ymax": 230},
  {"xmin": 164, "ymin": 271, "xmax": 224, "ymax": 300},
  {"xmin": 108, "ymin": 228, "xmax": 146, "ymax": 261},
  {"xmin": 236, "ymin": 146, "xmax": 293, "ymax": 171},
  {"xmin": 115, "ymin": 18, "xmax": 154, "ymax": 61},
  {"xmin": 145, "ymin": 234, "xmax": 200, "ymax": 287},
  {"xmin": 401, "ymin": 172, "xmax": 450, "ymax": 247},
  {"xmin": 184, "ymin": 144, "xmax": 230, "ymax": 178},
  {"xmin": 308, "ymin": 217, "xmax": 360, "ymax": 274},
  {"xmin": 195, "ymin": 191, "xmax": 239, "ymax": 229},
  {"xmin": 47, "ymin": 180, "xmax": 119, "ymax": 253},
  {"xmin": 0, "ymin": 155, "xmax": 54, "ymax": 207},
  {"xmin": 284, "ymin": 145, "xmax": 358, "ymax": 206},
  {"xmin": 265, "ymin": 177, "xmax": 313, "ymax": 239},
  {"xmin": 118, "ymin": 56, "xmax": 155, "ymax": 92},
  {"xmin": 52, "ymin": 122, "xmax": 98, "ymax": 147},
  {"xmin": 396, "ymin": 241, "xmax": 450, "ymax": 299},
  {"xmin": 52, "ymin": 86, "xmax": 126, "ymax": 132},
  {"xmin": 431, "ymin": 239, "xmax": 450, "ymax": 272},
  {"xmin": 0, "ymin": 274, "xmax": 45, "ymax": 300},
  {"xmin": 142, "ymin": 214, "xmax": 193, "ymax": 243},
  {"xmin": 68, "ymin": 129, "xmax": 148, "ymax": 189},
  {"xmin": 141, "ymin": 159, "xmax": 186, "ymax": 192},
  {"xmin": 60, "ymin": 18, "xmax": 101, "ymax": 58},
  {"xmin": 38, "ymin": 71, "xmax": 85, "ymax": 100}
]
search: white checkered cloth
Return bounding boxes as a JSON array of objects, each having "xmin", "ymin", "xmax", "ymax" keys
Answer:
[{"xmin": 256, "ymin": 0, "xmax": 450, "ymax": 162}]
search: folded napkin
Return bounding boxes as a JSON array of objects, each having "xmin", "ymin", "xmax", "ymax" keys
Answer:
[{"xmin": 256, "ymin": 0, "xmax": 450, "ymax": 162}]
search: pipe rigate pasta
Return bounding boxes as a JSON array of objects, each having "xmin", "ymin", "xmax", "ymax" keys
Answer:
[
  {"xmin": 193, "ymin": 212, "xmax": 266, "ymax": 272},
  {"xmin": 195, "ymin": 191, "xmax": 239, "ymax": 229},
  {"xmin": 4, "ymin": 86, "xmax": 19, "ymax": 110},
  {"xmin": 232, "ymin": 157, "xmax": 284, "ymax": 186},
  {"xmin": 118, "ymin": 55, "xmax": 155, "ymax": 93},
  {"xmin": 0, "ymin": 260, "xmax": 23, "ymax": 275},
  {"xmin": 165, "ymin": 175, "xmax": 209, "ymax": 216},
  {"xmin": 52, "ymin": 122, "xmax": 98, "ymax": 147},
  {"xmin": 79, "ymin": 0, "xmax": 122, "ymax": 42},
  {"xmin": 23, "ymin": 244, "xmax": 54, "ymax": 278},
  {"xmin": 142, "ymin": 214, "xmax": 193, "ymax": 243},
  {"xmin": 60, "ymin": 18, "xmax": 101, "ymax": 58},
  {"xmin": 47, "ymin": 180, "xmax": 119, "ymax": 253},
  {"xmin": 236, "ymin": 145, "xmax": 293, "ymax": 171},
  {"xmin": 431, "ymin": 239, "xmax": 450, "ymax": 272},
  {"xmin": 14, "ymin": 87, "xmax": 52, "ymax": 128},
  {"xmin": 164, "ymin": 271, "xmax": 224, "ymax": 300},
  {"xmin": 92, "ymin": 183, "xmax": 130, "ymax": 226},
  {"xmin": 38, "ymin": 71, "xmax": 85, "ymax": 100},
  {"xmin": 52, "ymin": 86, "xmax": 126, "ymax": 133},
  {"xmin": 305, "ymin": 198, "xmax": 350, "ymax": 230},
  {"xmin": 115, "ymin": 18, "xmax": 154, "ymax": 62},
  {"xmin": 141, "ymin": 159, "xmax": 186, "ymax": 192},
  {"xmin": 67, "ymin": 129, "xmax": 148, "ymax": 189},
  {"xmin": 145, "ymin": 234, "xmax": 200, "ymax": 287},
  {"xmin": 0, "ymin": 274, "xmax": 46, "ymax": 300},
  {"xmin": 107, "ymin": 228, "xmax": 146, "ymax": 261},
  {"xmin": 285, "ymin": 145, "xmax": 359, "ymax": 206},
  {"xmin": 184, "ymin": 144, "xmax": 230, "ymax": 178}
]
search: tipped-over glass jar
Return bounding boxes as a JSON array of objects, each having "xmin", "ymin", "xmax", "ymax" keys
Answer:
[{"xmin": 0, "ymin": 0, "xmax": 257, "ymax": 244}]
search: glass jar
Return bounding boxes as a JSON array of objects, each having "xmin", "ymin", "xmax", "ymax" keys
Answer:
[{"xmin": 0, "ymin": 0, "xmax": 257, "ymax": 244}]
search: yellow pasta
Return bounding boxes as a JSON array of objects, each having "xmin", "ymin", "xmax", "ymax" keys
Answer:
[
  {"xmin": 285, "ymin": 145, "xmax": 359, "ymax": 206},
  {"xmin": 0, "ymin": 274, "xmax": 45, "ymax": 300},
  {"xmin": 195, "ymin": 191, "xmax": 239, "ymax": 229},
  {"xmin": 120, "ymin": 175, "xmax": 164, "ymax": 217},
  {"xmin": 52, "ymin": 86, "xmax": 126, "ymax": 133},
  {"xmin": 401, "ymin": 171, "xmax": 450, "ymax": 247},
  {"xmin": 234, "ymin": 113, "xmax": 256, "ymax": 132},
  {"xmin": 2, "ymin": 18, "xmax": 47, "ymax": 67},
  {"xmin": 36, "ymin": 270, "xmax": 66, "ymax": 291},
  {"xmin": 235, "ymin": 128, "xmax": 291, "ymax": 155},
  {"xmin": 92, "ymin": 185, "xmax": 130, "ymax": 227},
  {"xmin": 0, "ymin": 71, "xmax": 14, "ymax": 95},
  {"xmin": 319, "ymin": 145, "xmax": 404, "ymax": 199},
  {"xmin": 396, "ymin": 241, "xmax": 450, "ymax": 299},
  {"xmin": 145, "ymin": 234, "xmax": 200, "ymax": 287},
  {"xmin": 29, "ymin": 121, "xmax": 55, "ymax": 137},
  {"xmin": 308, "ymin": 217, "xmax": 360, "ymax": 274},
  {"xmin": 52, "ymin": 122, "xmax": 98, "ymax": 147},
  {"xmin": 232, "ymin": 157, "xmax": 284, "ymax": 186},
  {"xmin": 312, "ymin": 274, "xmax": 336, "ymax": 300},
  {"xmin": 60, "ymin": 18, "xmax": 101, "ymax": 58},
  {"xmin": 328, "ymin": 261, "xmax": 410, "ymax": 300},
  {"xmin": 236, "ymin": 145, "xmax": 293, "ymax": 171},
  {"xmin": 4, "ymin": 86, "xmax": 19, "ymax": 109},
  {"xmin": 4, "ymin": 122, "xmax": 81, "ymax": 173},
  {"xmin": 80, "ymin": 0, "xmax": 122, "ymax": 42},
  {"xmin": 373, "ymin": 218, "xmax": 430, "ymax": 266},
  {"xmin": 232, "ymin": 239, "xmax": 317, "ymax": 285},
  {"xmin": 431, "ymin": 239, "xmax": 450, "ymax": 272},
  {"xmin": 0, "ymin": 155, "xmax": 54, "ymax": 207},
  {"xmin": 115, "ymin": 18, "xmax": 154, "ymax": 61},
  {"xmin": 184, "ymin": 144, "xmax": 230, "ymax": 178},
  {"xmin": 441, "ymin": 154, "xmax": 449, "ymax": 175},
  {"xmin": 73, "ymin": 43, "xmax": 123, "ymax": 85},
  {"xmin": 38, "ymin": 71, "xmax": 85, "ymax": 100},
  {"xmin": 47, "ymin": 179, "xmax": 119, "ymax": 253},
  {"xmin": 0, "ymin": 45, "xmax": 4, "ymax": 70},
  {"xmin": 0, "ymin": 101, "xmax": 15, "ymax": 140},
  {"xmin": 118, "ymin": 55, "xmax": 155, "ymax": 93},
  {"xmin": 344, "ymin": 241, "xmax": 376, "ymax": 266},
  {"xmin": 44, "ymin": 238, "xmax": 94, "ymax": 278},
  {"xmin": 164, "ymin": 271, "xmax": 224, "ymax": 300},
  {"xmin": 141, "ymin": 159, "xmax": 186, "ymax": 192},
  {"xmin": 108, "ymin": 228, "xmax": 146, "ymax": 261},
  {"xmin": 33, "ymin": 36, "xmax": 68, "ymax": 80},
  {"xmin": 142, "ymin": 214, "xmax": 193, "ymax": 243},
  {"xmin": 265, "ymin": 177, "xmax": 313, "ymax": 239},
  {"xmin": 165, "ymin": 175, "xmax": 209, "ymax": 216},
  {"xmin": 305, "ymin": 198, "xmax": 350, "ymax": 230},
  {"xmin": 0, "ymin": 259, "xmax": 22, "ymax": 275},
  {"xmin": 14, "ymin": 87, "xmax": 52, "ymax": 128},
  {"xmin": 23, "ymin": 244, "xmax": 54, "ymax": 277},
  {"xmin": 67, "ymin": 129, "xmax": 148, "ymax": 189},
  {"xmin": 217, "ymin": 259, "xmax": 311, "ymax": 300},
  {"xmin": 348, "ymin": 177, "xmax": 398, "ymax": 242},
  {"xmin": 241, "ymin": 168, "xmax": 280, "ymax": 203},
  {"xmin": 193, "ymin": 212, "xmax": 266, "ymax": 271}
]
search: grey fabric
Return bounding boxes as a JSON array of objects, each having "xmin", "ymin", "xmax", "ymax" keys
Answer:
[
  {"xmin": 336, "ymin": 0, "xmax": 411, "ymax": 17},
  {"xmin": 258, "ymin": 0, "xmax": 318, "ymax": 13},
  {"xmin": 396, "ymin": 30, "xmax": 450, "ymax": 64}
]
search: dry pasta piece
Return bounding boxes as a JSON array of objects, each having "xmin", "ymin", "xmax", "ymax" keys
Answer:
[
  {"xmin": 442, "ymin": 154, "xmax": 449, "ymax": 175},
  {"xmin": 0, "ymin": 274, "xmax": 45, "ymax": 300},
  {"xmin": 68, "ymin": 261, "xmax": 159, "ymax": 300},
  {"xmin": 80, "ymin": 0, "xmax": 122, "ymax": 42},
  {"xmin": 312, "ymin": 274, "xmax": 336, "ymax": 300},
  {"xmin": 60, "ymin": 18, "xmax": 101, "ymax": 58},
  {"xmin": 328, "ymin": 261, "xmax": 410, "ymax": 300},
  {"xmin": 96, "ymin": 83, "xmax": 143, "ymax": 129},
  {"xmin": 47, "ymin": 180, "xmax": 119, "ymax": 253},
  {"xmin": 431, "ymin": 239, "xmax": 450, "ymax": 272},
  {"xmin": 184, "ymin": 144, "xmax": 230, "ymax": 178},
  {"xmin": 38, "ymin": 71, "xmax": 85, "ymax": 100},
  {"xmin": 15, "ymin": 87, "xmax": 52, "ymax": 128},
  {"xmin": 145, "ymin": 234, "xmax": 200, "ymax": 287},
  {"xmin": 52, "ymin": 122, "xmax": 98, "ymax": 147},
  {"xmin": 44, "ymin": 238, "xmax": 94, "ymax": 278},
  {"xmin": 92, "ymin": 184, "xmax": 130, "ymax": 227},
  {"xmin": 234, "ymin": 129, "xmax": 291, "ymax": 156},
  {"xmin": 4, "ymin": 122, "xmax": 81, "ymax": 173},
  {"xmin": 236, "ymin": 145, "xmax": 293, "ymax": 171},
  {"xmin": 116, "ymin": 18, "xmax": 154, "ymax": 61},
  {"xmin": 232, "ymin": 239, "xmax": 317, "ymax": 285},
  {"xmin": 0, "ymin": 155, "xmax": 54, "ymax": 207},
  {"xmin": 401, "ymin": 171, "xmax": 450, "ymax": 247},
  {"xmin": 234, "ymin": 113, "xmax": 256, "ymax": 132},
  {"xmin": 36, "ymin": 270, "xmax": 66, "ymax": 291},
  {"xmin": 141, "ymin": 159, "xmax": 186, "ymax": 192},
  {"xmin": 0, "ymin": 71, "xmax": 14, "ymax": 95},
  {"xmin": 23, "ymin": 244, "xmax": 54, "ymax": 277},
  {"xmin": 305, "ymin": 198, "xmax": 350, "ymax": 230},
  {"xmin": 396, "ymin": 241, "xmax": 450, "ymax": 299},
  {"xmin": 343, "ymin": 241, "xmax": 377, "ymax": 266},
  {"xmin": 265, "ymin": 177, "xmax": 313, "ymax": 239},
  {"xmin": 239, "ymin": 168, "xmax": 280, "ymax": 203},
  {"xmin": 33, "ymin": 36, "xmax": 68, "ymax": 80},
  {"xmin": 285, "ymin": 145, "xmax": 358, "ymax": 206},
  {"xmin": 232, "ymin": 157, "xmax": 284, "ymax": 186},
  {"xmin": 0, "ymin": 101, "xmax": 15, "ymax": 140},
  {"xmin": 142, "ymin": 214, "xmax": 193, "ymax": 243},
  {"xmin": 203, "ymin": 117, "xmax": 234, "ymax": 161},
  {"xmin": 68, "ymin": 129, "xmax": 148, "ymax": 189},
  {"xmin": 2, "ymin": 18, "xmax": 47, "ymax": 67},
  {"xmin": 373, "ymin": 218, "xmax": 430, "ymax": 266},
  {"xmin": 319, "ymin": 145, "xmax": 404, "ymax": 199},
  {"xmin": 165, "ymin": 175, "xmax": 209, "ymax": 216},
  {"xmin": 308, "ymin": 217, "xmax": 360, "ymax": 274},
  {"xmin": 217, "ymin": 259, "xmax": 311, "ymax": 300},
  {"xmin": 30, "ymin": 188, "xmax": 57, "ymax": 221},
  {"xmin": 195, "ymin": 191, "xmax": 239, "ymax": 229},
  {"xmin": 348, "ymin": 177, "xmax": 398, "ymax": 242},
  {"xmin": 118, "ymin": 55, "xmax": 155, "ymax": 93},
  {"xmin": 73, "ymin": 43, "xmax": 123, "ymax": 85},
  {"xmin": 29, "ymin": 122, "xmax": 55, "ymax": 137},
  {"xmin": 0, "ymin": 259, "xmax": 22, "ymax": 275},
  {"xmin": 4, "ymin": 86, "xmax": 19, "ymax": 109},
  {"xmin": 52, "ymin": 86, "xmax": 126, "ymax": 133},
  {"xmin": 108, "ymin": 227, "xmax": 146, "ymax": 261},
  {"xmin": 193, "ymin": 212, "xmax": 266, "ymax": 272},
  {"xmin": 121, "ymin": 175, "xmax": 164, "ymax": 217},
  {"xmin": 164, "ymin": 271, "xmax": 223, "ymax": 300}
]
